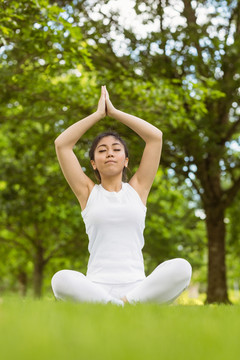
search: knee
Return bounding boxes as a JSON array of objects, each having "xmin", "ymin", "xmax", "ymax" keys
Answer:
[
  {"xmin": 51, "ymin": 270, "xmax": 68, "ymax": 294},
  {"xmin": 172, "ymin": 258, "xmax": 192, "ymax": 285}
]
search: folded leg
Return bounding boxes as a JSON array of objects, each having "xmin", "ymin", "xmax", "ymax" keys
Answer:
[
  {"xmin": 51, "ymin": 269, "xmax": 124, "ymax": 305},
  {"xmin": 126, "ymin": 258, "xmax": 192, "ymax": 304}
]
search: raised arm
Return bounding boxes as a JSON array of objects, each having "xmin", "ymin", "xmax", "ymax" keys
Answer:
[
  {"xmin": 105, "ymin": 86, "xmax": 163, "ymax": 205},
  {"xmin": 54, "ymin": 86, "xmax": 106, "ymax": 210}
]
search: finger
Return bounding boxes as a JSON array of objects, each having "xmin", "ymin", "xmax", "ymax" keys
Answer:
[{"xmin": 103, "ymin": 85, "xmax": 107, "ymax": 97}]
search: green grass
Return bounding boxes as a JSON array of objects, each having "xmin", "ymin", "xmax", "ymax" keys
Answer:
[{"xmin": 0, "ymin": 295, "xmax": 239, "ymax": 360}]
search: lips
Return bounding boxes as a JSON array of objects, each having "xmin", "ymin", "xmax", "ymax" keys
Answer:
[{"xmin": 105, "ymin": 160, "xmax": 116, "ymax": 164}]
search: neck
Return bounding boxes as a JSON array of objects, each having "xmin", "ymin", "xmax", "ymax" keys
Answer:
[{"xmin": 100, "ymin": 176, "xmax": 123, "ymax": 192}]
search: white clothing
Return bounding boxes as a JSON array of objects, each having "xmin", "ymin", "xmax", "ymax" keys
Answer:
[
  {"xmin": 51, "ymin": 181, "xmax": 192, "ymax": 304},
  {"xmin": 81, "ymin": 182, "xmax": 146, "ymax": 283},
  {"xmin": 51, "ymin": 258, "xmax": 192, "ymax": 305}
]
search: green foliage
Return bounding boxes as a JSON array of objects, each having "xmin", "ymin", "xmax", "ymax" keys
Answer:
[
  {"xmin": 144, "ymin": 169, "xmax": 207, "ymax": 277},
  {"xmin": 0, "ymin": 0, "xmax": 93, "ymax": 295}
]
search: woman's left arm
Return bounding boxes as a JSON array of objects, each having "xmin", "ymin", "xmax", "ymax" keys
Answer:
[{"xmin": 106, "ymin": 87, "xmax": 162, "ymax": 204}]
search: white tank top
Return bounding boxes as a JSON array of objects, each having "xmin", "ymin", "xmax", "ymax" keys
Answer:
[{"xmin": 81, "ymin": 182, "xmax": 147, "ymax": 284}]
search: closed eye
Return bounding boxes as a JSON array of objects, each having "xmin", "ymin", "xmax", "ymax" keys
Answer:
[{"xmin": 99, "ymin": 149, "xmax": 121, "ymax": 152}]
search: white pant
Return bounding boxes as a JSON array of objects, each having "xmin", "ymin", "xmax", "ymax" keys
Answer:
[{"xmin": 51, "ymin": 258, "xmax": 192, "ymax": 306}]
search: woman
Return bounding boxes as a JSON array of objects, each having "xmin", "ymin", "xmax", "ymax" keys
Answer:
[{"xmin": 51, "ymin": 85, "xmax": 192, "ymax": 305}]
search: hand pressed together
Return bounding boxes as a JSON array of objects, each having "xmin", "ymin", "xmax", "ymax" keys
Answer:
[{"xmin": 96, "ymin": 85, "xmax": 116, "ymax": 118}]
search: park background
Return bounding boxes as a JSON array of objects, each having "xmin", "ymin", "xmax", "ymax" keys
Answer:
[{"xmin": 0, "ymin": 0, "xmax": 240, "ymax": 305}]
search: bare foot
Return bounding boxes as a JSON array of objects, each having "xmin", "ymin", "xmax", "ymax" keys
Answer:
[{"xmin": 121, "ymin": 296, "xmax": 129, "ymax": 304}]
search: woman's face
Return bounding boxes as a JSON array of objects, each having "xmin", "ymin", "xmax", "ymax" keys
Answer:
[{"xmin": 91, "ymin": 136, "xmax": 128, "ymax": 179}]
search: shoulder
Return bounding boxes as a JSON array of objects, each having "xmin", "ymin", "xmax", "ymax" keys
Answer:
[{"xmin": 127, "ymin": 179, "xmax": 148, "ymax": 207}]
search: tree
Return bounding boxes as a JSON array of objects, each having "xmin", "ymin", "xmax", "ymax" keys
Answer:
[
  {"xmin": 0, "ymin": 0, "xmax": 92, "ymax": 296},
  {"xmin": 144, "ymin": 168, "xmax": 207, "ymax": 278},
  {"xmin": 226, "ymin": 191, "xmax": 240, "ymax": 291}
]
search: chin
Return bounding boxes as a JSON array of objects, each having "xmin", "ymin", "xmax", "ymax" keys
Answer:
[{"xmin": 101, "ymin": 170, "xmax": 123, "ymax": 177}]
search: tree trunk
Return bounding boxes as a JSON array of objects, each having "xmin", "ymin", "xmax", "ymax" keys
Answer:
[
  {"xmin": 205, "ymin": 205, "xmax": 230, "ymax": 304},
  {"xmin": 33, "ymin": 246, "xmax": 44, "ymax": 298},
  {"xmin": 18, "ymin": 270, "xmax": 28, "ymax": 297}
]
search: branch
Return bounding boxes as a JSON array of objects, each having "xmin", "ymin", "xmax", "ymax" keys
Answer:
[
  {"xmin": 43, "ymin": 242, "xmax": 66, "ymax": 265},
  {"xmin": 166, "ymin": 158, "xmax": 205, "ymax": 202},
  {"xmin": 222, "ymin": 3, "xmax": 240, "ymax": 87},
  {"xmin": 0, "ymin": 238, "xmax": 30, "ymax": 255},
  {"xmin": 234, "ymin": 0, "xmax": 240, "ymax": 38},
  {"xmin": 221, "ymin": 117, "xmax": 240, "ymax": 144},
  {"xmin": 188, "ymin": 177, "xmax": 202, "ymax": 198},
  {"xmin": 224, "ymin": 4, "xmax": 236, "ymax": 48},
  {"xmin": 182, "ymin": 0, "xmax": 208, "ymax": 76},
  {"xmin": 5, "ymin": 222, "xmax": 36, "ymax": 247},
  {"xmin": 20, "ymin": 228, "xmax": 36, "ymax": 246},
  {"xmin": 223, "ymin": 174, "xmax": 240, "ymax": 207},
  {"xmin": 157, "ymin": 0, "xmax": 167, "ymax": 53}
]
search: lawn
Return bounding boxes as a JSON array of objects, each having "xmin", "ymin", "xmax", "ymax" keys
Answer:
[{"xmin": 0, "ymin": 294, "xmax": 239, "ymax": 360}]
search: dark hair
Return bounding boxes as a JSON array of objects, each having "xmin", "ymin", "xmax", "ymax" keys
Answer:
[{"xmin": 89, "ymin": 131, "xmax": 129, "ymax": 182}]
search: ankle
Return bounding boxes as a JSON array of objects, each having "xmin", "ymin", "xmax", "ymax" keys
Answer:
[{"xmin": 121, "ymin": 296, "xmax": 129, "ymax": 304}]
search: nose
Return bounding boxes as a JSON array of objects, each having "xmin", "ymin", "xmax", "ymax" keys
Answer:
[{"xmin": 107, "ymin": 150, "xmax": 114, "ymax": 157}]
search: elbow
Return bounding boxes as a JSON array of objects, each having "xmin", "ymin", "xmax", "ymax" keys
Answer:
[
  {"xmin": 54, "ymin": 137, "xmax": 74, "ymax": 150},
  {"xmin": 54, "ymin": 133, "xmax": 66, "ymax": 148},
  {"xmin": 155, "ymin": 129, "xmax": 163, "ymax": 141},
  {"xmin": 54, "ymin": 137, "xmax": 61, "ymax": 148},
  {"xmin": 54, "ymin": 137, "xmax": 66, "ymax": 150},
  {"xmin": 146, "ymin": 130, "xmax": 163, "ymax": 144}
]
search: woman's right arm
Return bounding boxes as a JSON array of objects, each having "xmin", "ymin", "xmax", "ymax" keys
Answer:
[{"xmin": 54, "ymin": 86, "xmax": 106, "ymax": 209}]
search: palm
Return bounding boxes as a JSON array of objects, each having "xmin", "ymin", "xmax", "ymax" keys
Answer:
[
  {"xmin": 105, "ymin": 88, "xmax": 115, "ymax": 116},
  {"xmin": 97, "ymin": 86, "xmax": 107, "ymax": 117},
  {"xmin": 97, "ymin": 86, "xmax": 115, "ymax": 118}
]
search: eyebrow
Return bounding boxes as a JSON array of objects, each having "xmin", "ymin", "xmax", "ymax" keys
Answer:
[{"xmin": 97, "ymin": 142, "xmax": 121, "ymax": 148}]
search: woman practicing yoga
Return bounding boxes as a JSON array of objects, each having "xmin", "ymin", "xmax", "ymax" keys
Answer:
[{"xmin": 51, "ymin": 85, "xmax": 192, "ymax": 306}]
